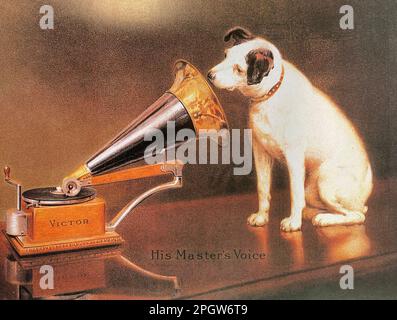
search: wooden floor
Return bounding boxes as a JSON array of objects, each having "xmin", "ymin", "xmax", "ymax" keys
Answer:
[{"xmin": 0, "ymin": 179, "xmax": 396, "ymax": 299}]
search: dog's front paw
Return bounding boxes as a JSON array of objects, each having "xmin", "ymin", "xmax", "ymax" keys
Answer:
[
  {"xmin": 280, "ymin": 217, "xmax": 302, "ymax": 232},
  {"xmin": 247, "ymin": 212, "xmax": 269, "ymax": 227}
]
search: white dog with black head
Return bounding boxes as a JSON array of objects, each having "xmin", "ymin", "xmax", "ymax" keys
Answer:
[{"xmin": 208, "ymin": 27, "xmax": 373, "ymax": 232}]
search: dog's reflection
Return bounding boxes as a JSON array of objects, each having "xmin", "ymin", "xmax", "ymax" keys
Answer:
[
  {"xmin": 280, "ymin": 231, "xmax": 305, "ymax": 268},
  {"xmin": 279, "ymin": 225, "xmax": 371, "ymax": 268},
  {"xmin": 315, "ymin": 225, "xmax": 371, "ymax": 262}
]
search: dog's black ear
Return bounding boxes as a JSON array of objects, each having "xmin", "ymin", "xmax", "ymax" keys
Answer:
[
  {"xmin": 224, "ymin": 27, "xmax": 254, "ymax": 45},
  {"xmin": 246, "ymin": 49, "xmax": 274, "ymax": 85}
]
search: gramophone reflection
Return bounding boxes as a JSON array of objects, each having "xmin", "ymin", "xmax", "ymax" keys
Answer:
[
  {"xmin": 5, "ymin": 246, "xmax": 180, "ymax": 300},
  {"xmin": 3, "ymin": 60, "xmax": 229, "ymax": 256}
]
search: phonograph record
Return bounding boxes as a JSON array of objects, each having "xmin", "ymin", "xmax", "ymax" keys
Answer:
[{"xmin": 3, "ymin": 60, "xmax": 229, "ymax": 256}]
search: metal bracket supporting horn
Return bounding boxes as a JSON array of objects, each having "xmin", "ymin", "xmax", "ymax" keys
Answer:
[{"xmin": 106, "ymin": 162, "xmax": 183, "ymax": 232}]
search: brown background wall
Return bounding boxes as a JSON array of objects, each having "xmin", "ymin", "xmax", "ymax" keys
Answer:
[{"xmin": 0, "ymin": 0, "xmax": 395, "ymax": 219}]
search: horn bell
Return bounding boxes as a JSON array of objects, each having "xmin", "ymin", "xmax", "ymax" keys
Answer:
[{"xmin": 168, "ymin": 59, "xmax": 229, "ymax": 133}]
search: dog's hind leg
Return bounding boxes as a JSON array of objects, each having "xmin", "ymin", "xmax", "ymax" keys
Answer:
[
  {"xmin": 311, "ymin": 163, "xmax": 369, "ymax": 227},
  {"xmin": 312, "ymin": 212, "xmax": 365, "ymax": 227},
  {"xmin": 303, "ymin": 171, "xmax": 327, "ymax": 221}
]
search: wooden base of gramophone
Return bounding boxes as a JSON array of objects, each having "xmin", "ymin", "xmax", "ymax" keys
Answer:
[
  {"xmin": 5, "ymin": 231, "xmax": 124, "ymax": 257},
  {"xmin": 5, "ymin": 197, "xmax": 124, "ymax": 256}
]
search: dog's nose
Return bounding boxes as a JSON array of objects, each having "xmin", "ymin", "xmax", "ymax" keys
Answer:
[{"xmin": 207, "ymin": 71, "xmax": 215, "ymax": 81}]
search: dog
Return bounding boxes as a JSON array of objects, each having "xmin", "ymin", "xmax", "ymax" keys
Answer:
[{"xmin": 208, "ymin": 27, "xmax": 373, "ymax": 232}]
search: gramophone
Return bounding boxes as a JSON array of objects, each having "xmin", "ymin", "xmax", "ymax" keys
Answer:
[{"xmin": 3, "ymin": 60, "xmax": 228, "ymax": 256}]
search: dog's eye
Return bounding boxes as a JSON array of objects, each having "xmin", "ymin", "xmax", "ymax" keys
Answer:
[{"xmin": 233, "ymin": 64, "xmax": 244, "ymax": 74}]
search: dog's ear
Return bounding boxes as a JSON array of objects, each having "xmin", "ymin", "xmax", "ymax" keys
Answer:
[
  {"xmin": 246, "ymin": 49, "xmax": 274, "ymax": 85},
  {"xmin": 224, "ymin": 27, "xmax": 254, "ymax": 45}
]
